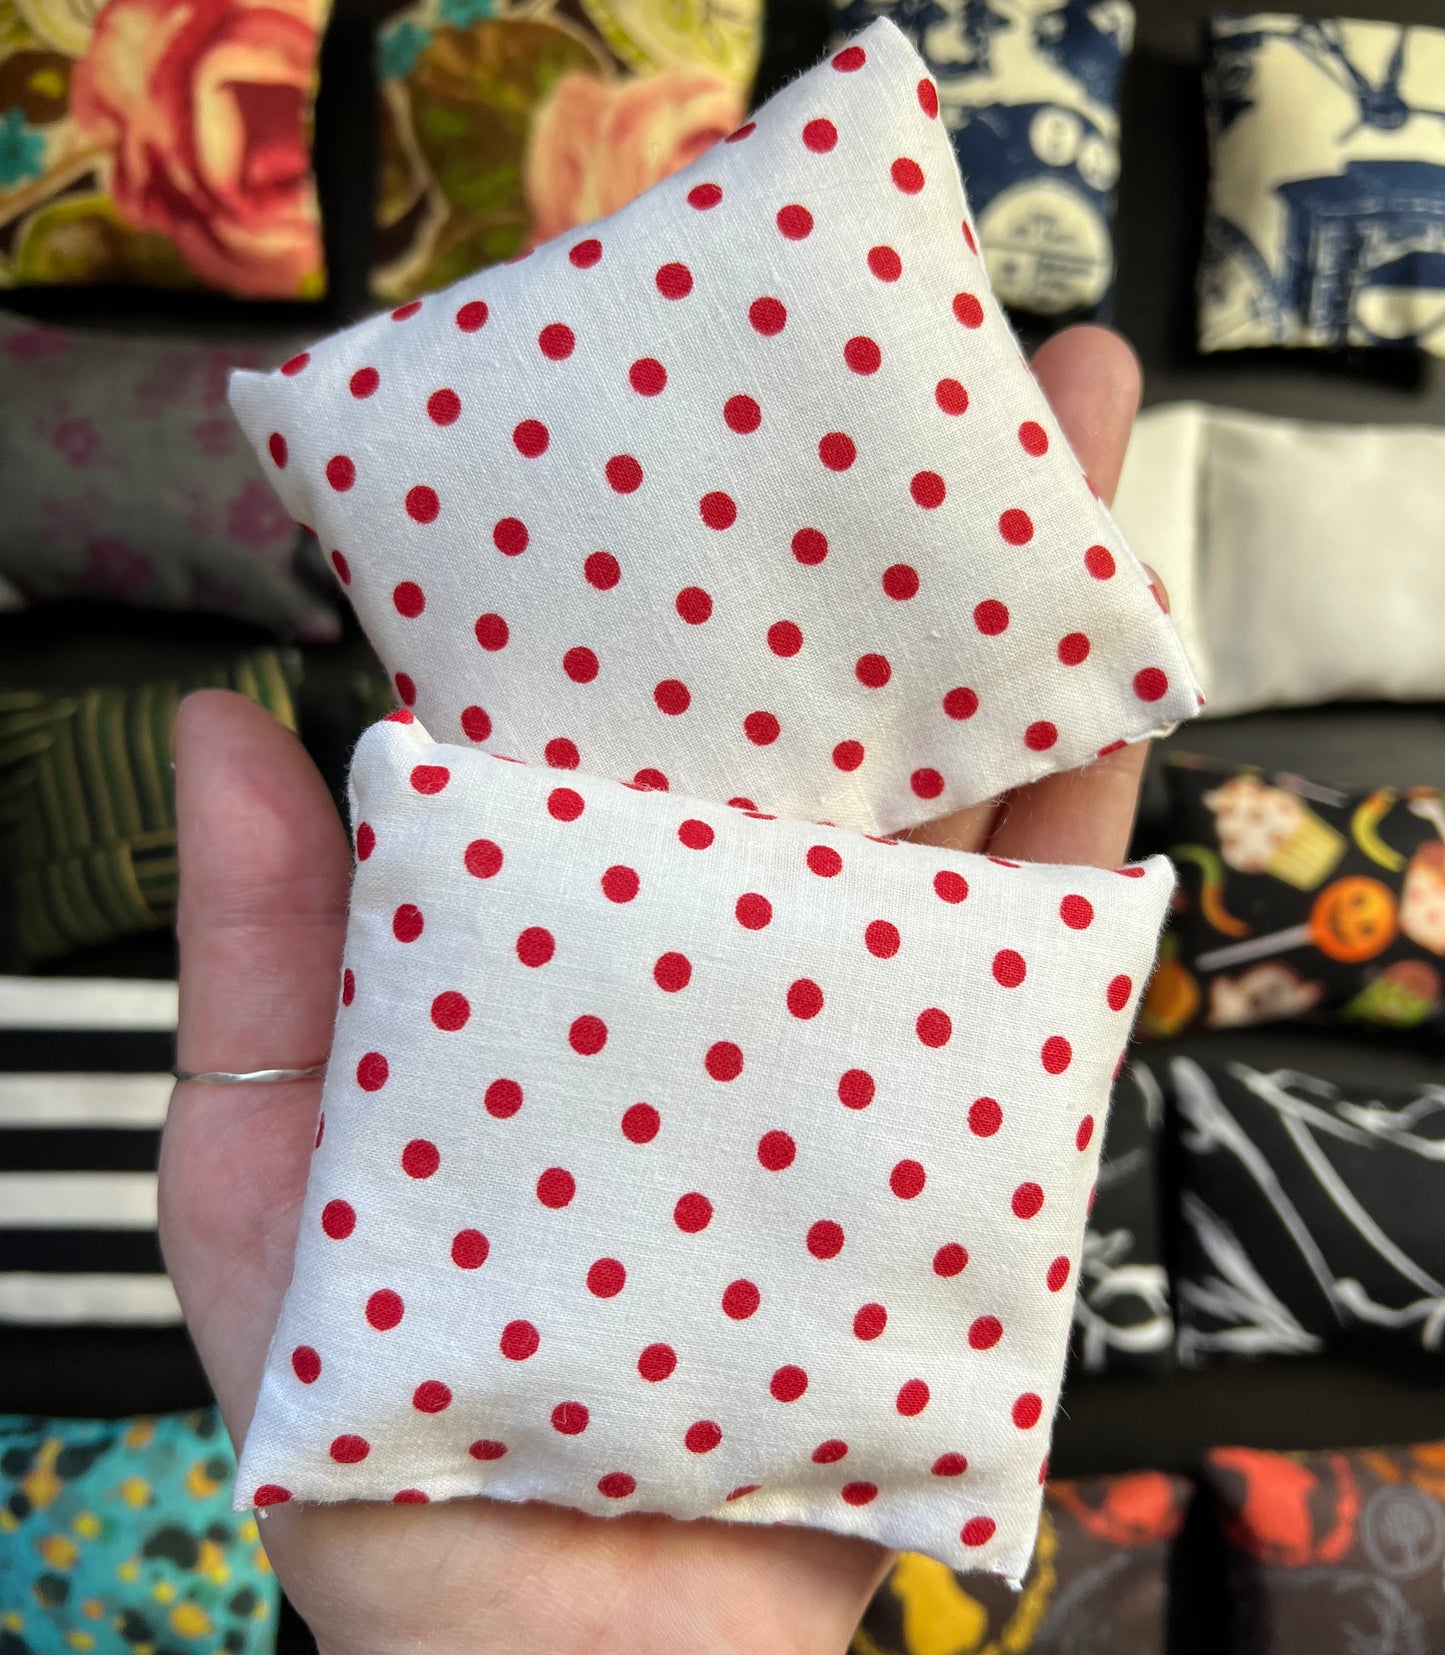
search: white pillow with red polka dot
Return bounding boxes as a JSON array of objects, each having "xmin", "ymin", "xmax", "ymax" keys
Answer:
[
  {"xmin": 236, "ymin": 712, "xmax": 1174, "ymax": 1581},
  {"xmin": 228, "ymin": 20, "xmax": 1199, "ymax": 838}
]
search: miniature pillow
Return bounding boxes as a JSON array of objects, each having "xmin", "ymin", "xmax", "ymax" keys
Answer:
[
  {"xmin": 1139, "ymin": 756, "xmax": 1445, "ymax": 1039},
  {"xmin": 0, "ymin": 0, "xmax": 330, "ymax": 297},
  {"xmin": 0, "ymin": 316, "xmax": 336, "ymax": 639},
  {"xmin": 854, "ymin": 1471, "xmax": 1189, "ymax": 1654},
  {"xmin": 0, "ymin": 1408, "xmax": 279, "ymax": 1655},
  {"xmin": 1205, "ymin": 1443, "xmax": 1445, "ymax": 1651},
  {"xmin": 1200, "ymin": 14, "xmax": 1445, "ymax": 356},
  {"xmin": 238, "ymin": 713, "xmax": 1173, "ymax": 1582},
  {"xmin": 373, "ymin": 0, "xmax": 761, "ymax": 302},
  {"xmin": 231, "ymin": 19, "xmax": 1200, "ymax": 837},
  {"xmin": 1172, "ymin": 1056, "xmax": 1445, "ymax": 1365},
  {"xmin": 830, "ymin": 0, "xmax": 1133, "ymax": 318}
]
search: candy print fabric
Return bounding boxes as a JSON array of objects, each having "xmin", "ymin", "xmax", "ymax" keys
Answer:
[
  {"xmin": 0, "ymin": 1408, "xmax": 279, "ymax": 1654},
  {"xmin": 237, "ymin": 713, "xmax": 1174, "ymax": 1582},
  {"xmin": 1200, "ymin": 15, "xmax": 1445, "ymax": 356},
  {"xmin": 1139, "ymin": 756, "xmax": 1445, "ymax": 1040},
  {"xmin": 231, "ymin": 19, "xmax": 1200, "ymax": 838},
  {"xmin": 830, "ymin": 0, "xmax": 1133, "ymax": 319}
]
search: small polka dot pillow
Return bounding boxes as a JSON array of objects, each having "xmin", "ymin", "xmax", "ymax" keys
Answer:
[
  {"xmin": 237, "ymin": 712, "xmax": 1174, "ymax": 1581},
  {"xmin": 229, "ymin": 20, "xmax": 1199, "ymax": 837}
]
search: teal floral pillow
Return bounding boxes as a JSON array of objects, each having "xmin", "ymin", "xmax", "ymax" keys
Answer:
[{"xmin": 0, "ymin": 1409, "xmax": 279, "ymax": 1654}]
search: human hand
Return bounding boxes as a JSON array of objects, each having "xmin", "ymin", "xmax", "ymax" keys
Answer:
[{"xmin": 161, "ymin": 324, "xmax": 1150, "ymax": 1655}]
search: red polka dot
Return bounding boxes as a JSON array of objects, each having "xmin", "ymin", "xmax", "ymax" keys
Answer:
[
  {"xmin": 934, "ymin": 1243, "xmax": 968, "ymax": 1277},
  {"xmin": 628, "ymin": 358, "xmax": 667, "ymax": 399},
  {"xmin": 971, "ymin": 601, "xmax": 1009, "ymax": 640},
  {"xmin": 513, "ymin": 420, "xmax": 549, "ymax": 458},
  {"xmin": 587, "ymin": 1257, "xmax": 626, "ymax": 1299},
  {"xmin": 917, "ymin": 77, "xmax": 939, "ymax": 116},
  {"xmin": 651, "ymin": 951, "xmax": 691, "ymax": 993},
  {"xmin": 807, "ymin": 844, "xmax": 843, "ymax": 878},
  {"xmin": 1047, "ymin": 1257, "xmax": 1071, "ymax": 1292},
  {"xmin": 961, "ymin": 1517, "xmax": 996, "ymax": 1548},
  {"xmin": 735, "ymin": 892, "xmax": 772, "ymax": 930},
  {"xmin": 546, "ymin": 737, "xmax": 580, "ymax": 769},
  {"xmin": 969, "ymin": 1097, "xmax": 1002, "ymax": 1137},
  {"xmin": 770, "ymin": 1364, "xmax": 808, "ymax": 1401},
  {"xmin": 675, "ymin": 585, "xmax": 714, "ymax": 626},
  {"xmin": 280, "ymin": 352, "xmax": 310, "ymax": 376},
  {"xmin": 833, "ymin": 43, "xmax": 865, "ymax": 69},
  {"xmin": 1018, "ymin": 420, "xmax": 1049, "ymax": 456},
  {"xmin": 638, "ymin": 1344, "xmax": 676, "ymax": 1381},
  {"xmin": 330, "ymin": 1434, "xmax": 369, "ymax": 1463},
  {"xmin": 455, "ymin": 705, "xmax": 492, "ymax": 746},
  {"xmin": 426, "ymin": 388, "xmax": 462, "ymax": 427},
  {"xmin": 962, "ymin": 220, "xmax": 978, "ymax": 252},
  {"xmin": 536, "ymin": 322, "xmax": 574, "ymax": 361},
  {"xmin": 786, "ymin": 978, "xmax": 824, "ymax": 1020},
  {"xmin": 909, "ymin": 472, "xmax": 945, "ymax": 509},
  {"xmin": 1107, "ymin": 974, "xmax": 1133, "ymax": 1011},
  {"xmin": 838, "ymin": 1069, "xmax": 875, "ymax": 1110},
  {"xmin": 606, "ymin": 455, "xmax": 643, "ymax": 494},
  {"xmin": 267, "ymin": 432, "xmax": 287, "ymax": 467},
  {"xmin": 1053, "ymin": 895, "xmax": 1092, "ymax": 933},
  {"xmin": 933, "ymin": 870, "xmax": 969, "ymax": 904},
  {"xmin": 322, "ymin": 1199, "xmax": 356, "ymax": 1239},
  {"xmin": 953, "ymin": 293, "xmax": 984, "ymax": 328},
  {"xmin": 403, "ymin": 485, "xmax": 438, "ymax": 525},
  {"xmin": 1012, "ymin": 1182, "xmax": 1044, "ymax": 1219},
  {"xmin": 722, "ymin": 1279, "xmax": 760, "ymax": 1319},
  {"xmin": 601, "ymin": 865, "xmax": 639, "ymax": 903},
  {"xmin": 814, "ymin": 1439, "xmax": 849, "ymax": 1464},
  {"xmin": 803, "ymin": 118, "xmax": 837, "ymax": 152},
  {"xmin": 469, "ymin": 1439, "xmax": 506, "ymax": 1460},
  {"xmin": 721, "ymin": 393, "xmax": 762, "ymax": 435},
  {"xmin": 569, "ymin": 238, "xmax": 602, "ymax": 267},
  {"xmin": 846, "ymin": 651, "xmax": 889, "ymax": 691},
  {"xmin": 687, "ymin": 183, "xmax": 722, "ymax": 209},
  {"xmin": 569, "ymin": 1015, "xmax": 607, "ymax": 1056},
  {"xmin": 330, "ymin": 549, "xmax": 350, "ymax": 584},
  {"xmin": 833, "ymin": 739, "xmax": 865, "ymax": 771},
  {"xmin": 868, "ymin": 244, "xmax": 902, "ymax": 281},
  {"xmin": 391, "ymin": 301, "xmax": 421, "ymax": 320},
  {"xmin": 357, "ymin": 1051, "xmax": 390, "ymax": 1090},
  {"xmin": 1085, "ymin": 544, "xmax": 1116, "ymax": 579},
  {"xmin": 545, "ymin": 786, "xmax": 585, "ymax": 824},
  {"xmin": 455, "ymin": 300, "xmax": 488, "ymax": 331},
  {"xmin": 1056, "ymin": 631, "xmax": 1093, "ymax": 668},
  {"xmin": 402, "ymin": 1139, "xmax": 439, "ymax": 1179},
  {"xmin": 705, "ymin": 1041, "xmax": 743, "ymax": 1082},
  {"xmin": 700, "ymin": 491, "xmax": 737, "ymax": 529},
  {"xmin": 768, "ymin": 620, "xmax": 803, "ymax": 657},
  {"xmin": 428, "ymin": 991, "xmax": 470, "ymax": 1035},
  {"xmin": 341, "ymin": 968, "xmax": 355, "ymax": 1007},
  {"xmin": 673, "ymin": 818, "xmax": 713, "ymax": 853},
  {"xmin": 489, "ymin": 517, "xmax": 528, "ymax": 557},
  {"xmin": 291, "ymin": 1345, "xmax": 321, "ymax": 1383},
  {"xmin": 726, "ymin": 122, "xmax": 755, "ymax": 142},
  {"xmin": 656, "ymin": 262, "xmax": 693, "ymax": 299},
  {"xmin": 890, "ymin": 1159, "xmax": 926, "ymax": 1199},
  {"xmin": 516, "ymin": 927, "xmax": 555, "ymax": 968},
  {"xmin": 744, "ymin": 710, "xmax": 780, "ymax": 746},
  {"xmin": 968, "ymin": 1315, "xmax": 1002, "ymax": 1350},
  {"xmin": 891, "ymin": 157, "xmax": 924, "ymax": 193},
  {"xmin": 935, "ymin": 378, "xmax": 968, "ymax": 415},
  {"xmin": 1134, "ymin": 667, "xmax": 1169, "ymax": 702},
  {"xmin": 807, "ymin": 1220, "xmax": 845, "ymax": 1259},
  {"xmin": 500, "ymin": 1320, "xmax": 539, "ymax": 1360},
  {"xmin": 326, "ymin": 455, "xmax": 356, "ymax": 492},
  {"xmin": 597, "ymin": 1472, "xmax": 636, "ymax": 1499},
  {"xmin": 1025, "ymin": 721, "xmax": 1059, "ymax": 752},
  {"xmin": 684, "ymin": 1420, "xmax": 722, "ymax": 1454},
  {"xmin": 393, "ymin": 674, "xmax": 416, "ymax": 706},
  {"xmin": 1076, "ymin": 1115, "xmax": 1096, "ymax": 1152},
  {"xmin": 622, "ymin": 1103, "xmax": 660, "ymax": 1143},
  {"xmin": 842, "ymin": 1482, "xmax": 878, "ymax": 1506},
  {"xmin": 999, "ymin": 509, "xmax": 1033, "ymax": 545},
  {"xmin": 1042, "ymin": 1036, "xmax": 1072, "ymax": 1074},
  {"xmin": 674, "ymin": 1192, "xmax": 713, "ymax": 1232},
  {"xmin": 911, "ymin": 768, "xmax": 944, "ymax": 801},
  {"xmin": 853, "ymin": 1302, "xmax": 887, "ymax": 1340},
  {"xmin": 864, "ymin": 920, "xmax": 900, "ymax": 959},
  {"xmin": 777, "ymin": 204, "xmax": 813, "ymax": 239},
  {"xmin": 844, "ymin": 336, "xmax": 881, "ymax": 375},
  {"xmin": 410, "ymin": 1380, "xmax": 451, "ymax": 1414},
  {"xmin": 787, "ymin": 528, "xmax": 827, "ymax": 571},
  {"xmin": 349, "ymin": 366, "xmax": 378, "ymax": 397},
  {"xmin": 537, "ymin": 1167, "xmax": 576, "ymax": 1208},
  {"xmin": 392, "ymin": 904, "xmax": 423, "ymax": 943},
  {"xmin": 452, "ymin": 1228, "xmax": 489, "ymax": 1267},
  {"xmin": 355, "ymin": 822, "xmax": 375, "ymax": 861},
  {"xmin": 897, "ymin": 1378, "xmax": 930, "ymax": 1416},
  {"xmin": 992, "ymin": 949, "xmax": 1027, "ymax": 988},
  {"xmin": 818, "ymin": 431, "xmax": 856, "ymax": 471},
  {"xmin": 758, "ymin": 1130, "xmax": 797, "ymax": 1171},
  {"xmin": 396, "ymin": 1489, "xmax": 429, "ymax": 1504},
  {"xmin": 917, "ymin": 1008, "xmax": 952, "ymax": 1049},
  {"xmin": 932, "ymin": 1454, "xmax": 968, "ymax": 1477},
  {"xmin": 409, "ymin": 763, "xmax": 449, "ymax": 794},
  {"xmin": 366, "ymin": 1290, "xmax": 403, "ymax": 1331},
  {"xmin": 749, "ymin": 296, "xmax": 786, "ymax": 335},
  {"xmin": 558, "ymin": 645, "xmax": 598, "ymax": 685},
  {"xmin": 584, "ymin": 551, "xmax": 622, "ymax": 591},
  {"xmin": 883, "ymin": 562, "xmax": 920, "ymax": 599}
]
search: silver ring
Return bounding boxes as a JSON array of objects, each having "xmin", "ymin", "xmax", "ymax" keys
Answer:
[{"xmin": 173, "ymin": 1064, "xmax": 327, "ymax": 1085}]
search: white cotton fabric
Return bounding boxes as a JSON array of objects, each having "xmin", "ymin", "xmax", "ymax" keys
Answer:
[
  {"xmin": 229, "ymin": 19, "xmax": 1199, "ymax": 837},
  {"xmin": 238, "ymin": 714, "xmax": 1174, "ymax": 1581},
  {"xmin": 1111, "ymin": 402, "xmax": 1445, "ymax": 720}
]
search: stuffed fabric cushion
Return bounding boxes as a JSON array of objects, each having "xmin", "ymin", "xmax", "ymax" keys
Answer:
[
  {"xmin": 238, "ymin": 714, "xmax": 1174, "ymax": 1581},
  {"xmin": 230, "ymin": 19, "xmax": 1199, "ymax": 837}
]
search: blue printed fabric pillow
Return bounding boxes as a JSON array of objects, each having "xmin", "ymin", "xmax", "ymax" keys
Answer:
[
  {"xmin": 830, "ymin": 0, "xmax": 1133, "ymax": 318},
  {"xmin": 1201, "ymin": 14, "xmax": 1445, "ymax": 356}
]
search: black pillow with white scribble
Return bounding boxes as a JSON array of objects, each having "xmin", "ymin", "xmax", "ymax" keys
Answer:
[
  {"xmin": 1070, "ymin": 1060, "xmax": 1173, "ymax": 1372},
  {"xmin": 1170, "ymin": 1056, "xmax": 1445, "ymax": 1364},
  {"xmin": 1139, "ymin": 756, "xmax": 1445, "ymax": 1040}
]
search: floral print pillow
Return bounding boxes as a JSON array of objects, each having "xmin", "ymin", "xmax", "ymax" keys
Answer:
[
  {"xmin": 372, "ymin": 0, "xmax": 761, "ymax": 302},
  {"xmin": 0, "ymin": 0, "xmax": 330, "ymax": 296}
]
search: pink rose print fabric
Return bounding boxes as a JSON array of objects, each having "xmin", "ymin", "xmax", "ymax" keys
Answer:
[
  {"xmin": 237, "ymin": 713, "xmax": 1174, "ymax": 1581},
  {"xmin": 230, "ymin": 19, "xmax": 1199, "ymax": 835}
]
